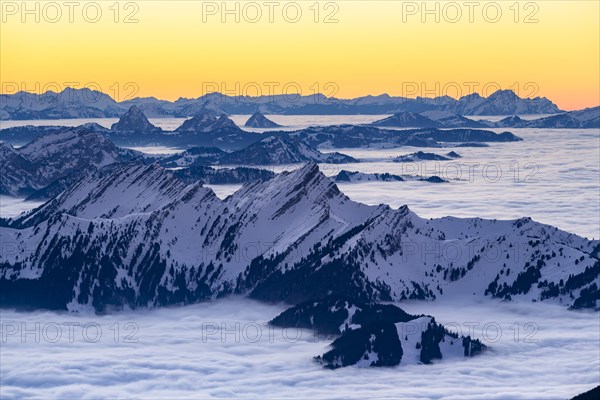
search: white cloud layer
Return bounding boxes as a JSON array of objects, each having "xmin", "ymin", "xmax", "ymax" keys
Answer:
[{"xmin": 1, "ymin": 298, "xmax": 598, "ymax": 399}]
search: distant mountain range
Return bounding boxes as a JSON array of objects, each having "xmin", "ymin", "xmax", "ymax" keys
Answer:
[
  {"xmin": 0, "ymin": 87, "xmax": 564, "ymax": 119},
  {"xmin": 0, "ymin": 106, "xmax": 523, "ymax": 150},
  {"xmin": 0, "ymin": 127, "xmax": 283, "ymax": 197},
  {"xmin": 371, "ymin": 107, "xmax": 600, "ymax": 129},
  {"xmin": 4, "ymin": 119, "xmax": 500, "ymax": 200},
  {"xmin": 1, "ymin": 162, "xmax": 597, "ymax": 312},
  {"xmin": 8, "ymin": 110, "xmax": 518, "ymax": 197}
]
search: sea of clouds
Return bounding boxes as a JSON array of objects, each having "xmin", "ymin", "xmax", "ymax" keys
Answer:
[
  {"xmin": 1, "ymin": 298, "xmax": 598, "ymax": 399},
  {"xmin": 1, "ymin": 116, "xmax": 598, "ymax": 399}
]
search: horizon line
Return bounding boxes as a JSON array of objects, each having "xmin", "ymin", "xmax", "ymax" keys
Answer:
[{"xmin": 3, "ymin": 86, "xmax": 599, "ymax": 112}]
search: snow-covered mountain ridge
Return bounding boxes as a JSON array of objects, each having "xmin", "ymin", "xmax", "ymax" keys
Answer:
[{"xmin": 0, "ymin": 163, "xmax": 597, "ymax": 312}]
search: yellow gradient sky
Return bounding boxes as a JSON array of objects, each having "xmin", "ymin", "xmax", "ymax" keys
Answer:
[{"xmin": 1, "ymin": 1, "xmax": 599, "ymax": 110}]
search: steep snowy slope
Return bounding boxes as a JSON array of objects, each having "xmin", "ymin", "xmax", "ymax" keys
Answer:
[{"xmin": 0, "ymin": 163, "xmax": 597, "ymax": 312}]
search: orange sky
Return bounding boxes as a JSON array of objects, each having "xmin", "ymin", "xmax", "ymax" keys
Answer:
[{"xmin": 1, "ymin": 1, "xmax": 599, "ymax": 110}]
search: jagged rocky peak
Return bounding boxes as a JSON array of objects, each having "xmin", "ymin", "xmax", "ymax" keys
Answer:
[
  {"xmin": 175, "ymin": 110, "xmax": 240, "ymax": 133},
  {"xmin": 235, "ymin": 162, "xmax": 341, "ymax": 204},
  {"xmin": 244, "ymin": 112, "xmax": 282, "ymax": 128},
  {"xmin": 111, "ymin": 105, "xmax": 160, "ymax": 132}
]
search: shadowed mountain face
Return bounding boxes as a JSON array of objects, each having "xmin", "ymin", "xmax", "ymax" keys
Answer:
[
  {"xmin": 270, "ymin": 296, "xmax": 486, "ymax": 368},
  {"xmin": 111, "ymin": 105, "xmax": 161, "ymax": 132},
  {"xmin": 1, "ymin": 163, "xmax": 597, "ymax": 312},
  {"xmin": 244, "ymin": 112, "xmax": 282, "ymax": 128}
]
